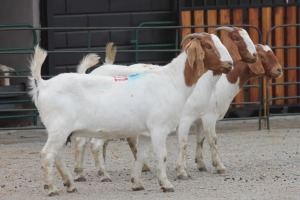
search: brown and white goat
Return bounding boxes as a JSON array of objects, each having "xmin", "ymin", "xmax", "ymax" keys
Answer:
[
  {"xmin": 215, "ymin": 26, "xmax": 258, "ymax": 63},
  {"xmin": 29, "ymin": 33, "xmax": 233, "ymax": 196},
  {"xmin": 73, "ymin": 34, "xmax": 233, "ymax": 183},
  {"xmin": 176, "ymin": 44, "xmax": 282, "ymax": 179},
  {"xmin": 74, "ymin": 27, "xmax": 258, "ymax": 183}
]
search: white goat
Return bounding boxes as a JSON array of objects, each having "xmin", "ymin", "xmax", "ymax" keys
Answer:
[
  {"xmin": 74, "ymin": 43, "xmax": 151, "ymax": 182},
  {"xmin": 176, "ymin": 44, "xmax": 282, "ymax": 179},
  {"xmin": 74, "ymin": 26, "xmax": 259, "ymax": 183},
  {"xmin": 73, "ymin": 34, "xmax": 234, "ymax": 183},
  {"xmin": 29, "ymin": 34, "xmax": 233, "ymax": 196}
]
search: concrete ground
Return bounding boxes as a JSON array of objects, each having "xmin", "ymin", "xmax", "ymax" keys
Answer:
[{"xmin": 0, "ymin": 116, "xmax": 299, "ymax": 200}]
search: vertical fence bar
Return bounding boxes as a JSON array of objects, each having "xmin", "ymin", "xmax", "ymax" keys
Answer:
[
  {"xmin": 219, "ymin": 9, "xmax": 231, "ymax": 38},
  {"xmin": 207, "ymin": 10, "xmax": 217, "ymax": 33},
  {"xmin": 181, "ymin": 11, "xmax": 192, "ymax": 48},
  {"xmin": 274, "ymin": 7, "xmax": 285, "ymax": 105},
  {"xmin": 248, "ymin": 7, "xmax": 262, "ymax": 129},
  {"xmin": 286, "ymin": 6, "xmax": 298, "ymax": 104},
  {"xmin": 248, "ymin": 8, "xmax": 260, "ymax": 104},
  {"xmin": 298, "ymin": 6, "xmax": 300, "ymax": 103},
  {"xmin": 194, "ymin": 10, "xmax": 204, "ymax": 33},
  {"xmin": 262, "ymin": 6, "xmax": 273, "ymax": 118},
  {"xmin": 233, "ymin": 8, "xmax": 244, "ymax": 108}
]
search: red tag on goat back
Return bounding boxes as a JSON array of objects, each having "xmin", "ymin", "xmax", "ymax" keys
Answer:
[{"xmin": 114, "ymin": 76, "xmax": 128, "ymax": 82}]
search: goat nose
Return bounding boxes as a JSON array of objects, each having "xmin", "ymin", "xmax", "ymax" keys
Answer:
[
  {"xmin": 253, "ymin": 53, "xmax": 258, "ymax": 57},
  {"xmin": 277, "ymin": 67, "xmax": 282, "ymax": 72},
  {"xmin": 228, "ymin": 61, "xmax": 233, "ymax": 66}
]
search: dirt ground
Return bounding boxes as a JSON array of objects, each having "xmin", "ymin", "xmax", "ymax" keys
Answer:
[{"xmin": 0, "ymin": 116, "xmax": 299, "ymax": 200}]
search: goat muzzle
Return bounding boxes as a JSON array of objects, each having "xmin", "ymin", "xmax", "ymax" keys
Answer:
[
  {"xmin": 271, "ymin": 66, "xmax": 283, "ymax": 78},
  {"xmin": 220, "ymin": 61, "xmax": 233, "ymax": 74}
]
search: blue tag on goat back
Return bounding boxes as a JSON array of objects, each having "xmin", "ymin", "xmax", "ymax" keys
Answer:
[{"xmin": 128, "ymin": 73, "xmax": 144, "ymax": 80}]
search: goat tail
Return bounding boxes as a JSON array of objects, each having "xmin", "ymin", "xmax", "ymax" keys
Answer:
[
  {"xmin": 30, "ymin": 44, "xmax": 47, "ymax": 82},
  {"xmin": 76, "ymin": 53, "xmax": 100, "ymax": 74},
  {"xmin": 105, "ymin": 42, "xmax": 116, "ymax": 64},
  {"xmin": 28, "ymin": 44, "xmax": 47, "ymax": 101}
]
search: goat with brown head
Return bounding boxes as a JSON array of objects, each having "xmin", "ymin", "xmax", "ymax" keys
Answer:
[
  {"xmin": 214, "ymin": 26, "xmax": 258, "ymax": 63},
  {"xmin": 182, "ymin": 33, "xmax": 233, "ymax": 86},
  {"xmin": 190, "ymin": 44, "xmax": 282, "ymax": 176},
  {"xmin": 227, "ymin": 44, "xmax": 282, "ymax": 88},
  {"xmin": 255, "ymin": 44, "xmax": 282, "ymax": 79}
]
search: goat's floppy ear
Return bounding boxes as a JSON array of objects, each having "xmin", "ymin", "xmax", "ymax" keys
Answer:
[
  {"xmin": 247, "ymin": 56, "xmax": 265, "ymax": 75},
  {"xmin": 222, "ymin": 35, "xmax": 241, "ymax": 62},
  {"xmin": 185, "ymin": 39, "xmax": 205, "ymax": 77}
]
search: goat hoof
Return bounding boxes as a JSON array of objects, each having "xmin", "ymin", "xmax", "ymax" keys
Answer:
[
  {"xmin": 198, "ymin": 166, "xmax": 207, "ymax": 172},
  {"xmin": 141, "ymin": 164, "xmax": 151, "ymax": 172},
  {"xmin": 132, "ymin": 186, "xmax": 145, "ymax": 191},
  {"xmin": 74, "ymin": 167, "xmax": 83, "ymax": 173},
  {"xmin": 63, "ymin": 181, "xmax": 71, "ymax": 187},
  {"xmin": 217, "ymin": 168, "xmax": 226, "ymax": 174},
  {"xmin": 132, "ymin": 179, "xmax": 144, "ymax": 191},
  {"xmin": 48, "ymin": 191, "xmax": 59, "ymax": 197},
  {"xmin": 97, "ymin": 171, "xmax": 104, "ymax": 176},
  {"xmin": 101, "ymin": 177, "xmax": 112, "ymax": 182},
  {"xmin": 74, "ymin": 177, "xmax": 86, "ymax": 182},
  {"xmin": 176, "ymin": 174, "xmax": 189, "ymax": 180},
  {"xmin": 67, "ymin": 188, "xmax": 77, "ymax": 193},
  {"xmin": 162, "ymin": 187, "xmax": 174, "ymax": 192}
]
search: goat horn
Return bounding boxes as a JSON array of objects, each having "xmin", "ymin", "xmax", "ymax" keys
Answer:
[
  {"xmin": 214, "ymin": 26, "xmax": 235, "ymax": 32},
  {"xmin": 180, "ymin": 32, "xmax": 209, "ymax": 46}
]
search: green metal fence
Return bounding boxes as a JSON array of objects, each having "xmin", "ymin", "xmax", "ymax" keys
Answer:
[
  {"xmin": 0, "ymin": 24, "xmax": 39, "ymax": 129},
  {"xmin": 265, "ymin": 24, "xmax": 300, "ymax": 129}
]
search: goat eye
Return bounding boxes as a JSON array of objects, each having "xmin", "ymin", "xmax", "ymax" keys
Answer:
[
  {"xmin": 205, "ymin": 45, "xmax": 212, "ymax": 49},
  {"xmin": 232, "ymin": 37, "xmax": 239, "ymax": 42}
]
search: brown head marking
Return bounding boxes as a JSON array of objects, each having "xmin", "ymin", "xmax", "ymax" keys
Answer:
[{"xmin": 184, "ymin": 39, "xmax": 205, "ymax": 86}]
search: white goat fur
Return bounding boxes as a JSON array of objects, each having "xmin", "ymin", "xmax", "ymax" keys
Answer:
[
  {"xmin": 74, "ymin": 36, "xmax": 233, "ymax": 183},
  {"xmin": 176, "ymin": 45, "xmax": 282, "ymax": 179},
  {"xmin": 74, "ymin": 44, "xmax": 151, "ymax": 182},
  {"xmin": 30, "ymin": 37, "xmax": 232, "ymax": 195},
  {"xmin": 75, "ymin": 28, "xmax": 257, "ymax": 183},
  {"xmin": 74, "ymin": 28, "xmax": 260, "ymax": 182}
]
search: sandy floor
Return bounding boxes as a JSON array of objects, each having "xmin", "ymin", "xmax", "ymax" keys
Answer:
[{"xmin": 0, "ymin": 116, "xmax": 299, "ymax": 200}]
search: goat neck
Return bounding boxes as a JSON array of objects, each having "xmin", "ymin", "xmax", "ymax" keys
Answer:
[
  {"xmin": 156, "ymin": 52, "xmax": 198, "ymax": 99},
  {"xmin": 181, "ymin": 70, "xmax": 223, "ymax": 117}
]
